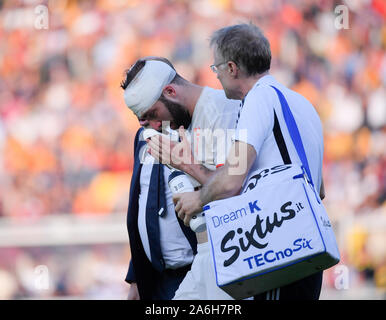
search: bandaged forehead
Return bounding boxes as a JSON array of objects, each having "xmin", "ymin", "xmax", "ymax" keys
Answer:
[{"xmin": 123, "ymin": 60, "xmax": 176, "ymax": 118}]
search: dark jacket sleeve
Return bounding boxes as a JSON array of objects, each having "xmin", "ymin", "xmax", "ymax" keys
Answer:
[
  {"xmin": 125, "ymin": 260, "xmax": 136, "ymax": 284},
  {"xmin": 125, "ymin": 128, "xmax": 142, "ymax": 284}
]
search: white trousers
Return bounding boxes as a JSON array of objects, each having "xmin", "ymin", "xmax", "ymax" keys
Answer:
[{"xmin": 173, "ymin": 242, "xmax": 234, "ymax": 300}]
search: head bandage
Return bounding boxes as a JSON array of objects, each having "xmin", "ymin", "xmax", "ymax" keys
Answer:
[{"xmin": 123, "ymin": 60, "xmax": 176, "ymax": 118}]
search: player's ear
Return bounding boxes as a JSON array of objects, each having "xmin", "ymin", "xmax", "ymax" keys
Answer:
[
  {"xmin": 162, "ymin": 85, "xmax": 177, "ymax": 99},
  {"xmin": 227, "ymin": 61, "xmax": 238, "ymax": 78}
]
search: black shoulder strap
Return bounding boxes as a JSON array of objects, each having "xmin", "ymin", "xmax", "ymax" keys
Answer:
[{"xmin": 273, "ymin": 110, "xmax": 291, "ymax": 165}]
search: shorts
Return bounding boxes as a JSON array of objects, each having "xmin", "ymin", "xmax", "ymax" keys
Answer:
[
  {"xmin": 173, "ymin": 242, "xmax": 234, "ymax": 300},
  {"xmin": 253, "ymin": 271, "xmax": 323, "ymax": 300}
]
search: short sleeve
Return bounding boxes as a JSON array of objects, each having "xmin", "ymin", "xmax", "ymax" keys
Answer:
[
  {"xmin": 233, "ymin": 86, "xmax": 274, "ymax": 155},
  {"xmin": 125, "ymin": 260, "xmax": 136, "ymax": 284}
]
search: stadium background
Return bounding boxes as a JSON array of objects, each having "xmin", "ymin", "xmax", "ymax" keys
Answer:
[{"xmin": 0, "ymin": 0, "xmax": 385, "ymax": 299}]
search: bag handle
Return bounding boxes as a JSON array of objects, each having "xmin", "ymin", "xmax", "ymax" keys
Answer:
[{"xmin": 270, "ymin": 85, "xmax": 315, "ymax": 187}]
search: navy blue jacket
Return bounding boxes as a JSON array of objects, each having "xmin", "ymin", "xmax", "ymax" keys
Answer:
[{"xmin": 125, "ymin": 127, "xmax": 197, "ymax": 300}]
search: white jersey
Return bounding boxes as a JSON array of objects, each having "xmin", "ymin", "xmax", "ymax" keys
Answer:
[
  {"xmin": 187, "ymin": 87, "xmax": 240, "ymax": 186},
  {"xmin": 233, "ymin": 75, "xmax": 324, "ymax": 192}
]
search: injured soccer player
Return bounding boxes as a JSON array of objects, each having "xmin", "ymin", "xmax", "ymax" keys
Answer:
[{"xmin": 122, "ymin": 56, "xmax": 241, "ymax": 299}]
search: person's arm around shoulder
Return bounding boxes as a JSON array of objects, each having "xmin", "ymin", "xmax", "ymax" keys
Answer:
[{"xmin": 173, "ymin": 140, "xmax": 256, "ymax": 226}]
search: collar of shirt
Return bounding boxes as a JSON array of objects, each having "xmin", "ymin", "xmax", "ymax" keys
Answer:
[
  {"xmin": 237, "ymin": 75, "xmax": 276, "ymax": 125},
  {"xmin": 252, "ymin": 74, "xmax": 277, "ymax": 90},
  {"xmin": 242, "ymin": 74, "xmax": 276, "ymax": 100}
]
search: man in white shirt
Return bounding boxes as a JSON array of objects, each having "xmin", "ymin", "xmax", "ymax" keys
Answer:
[
  {"xmin": 173, "ymin": 23, "xmax": 326, "ymax": 300},
  {"xmin": 122, "ymin": 57, "xmax": 239, "ymax": 299}
]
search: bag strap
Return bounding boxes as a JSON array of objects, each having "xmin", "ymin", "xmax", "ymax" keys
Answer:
[
  {"xmin": 270, "ymin": 85, "xmax": 315, "ymax": 187},
  {"xmin": 273, "ymin": 110, "xmax": 291, "ymax": 165}
]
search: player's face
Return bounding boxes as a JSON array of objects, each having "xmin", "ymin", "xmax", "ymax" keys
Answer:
[
  {"xmin": 138, "ymin": 118, "xmax": 162, "ymax": 131},
  {"xmin": 141, "ymin": 98, "xmax": 191, "ymax": 130}
]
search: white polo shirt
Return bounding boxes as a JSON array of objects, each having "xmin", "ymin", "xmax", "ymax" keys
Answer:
[{"xmin": 234, "ymin": 75, "xmax": 324, "ymax": 192}]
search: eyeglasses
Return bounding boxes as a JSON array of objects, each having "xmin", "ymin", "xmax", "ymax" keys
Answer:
[{"xmin": 210, "ymin": 61, "xmax": 227, "ymax": 73}]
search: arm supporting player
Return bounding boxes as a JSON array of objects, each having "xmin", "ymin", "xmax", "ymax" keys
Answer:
[
  {"xmin": 173, "ymin": 140, "xmax": 256, "ymax": 226},
  {"xmin": 146, "ymin": 126, "xmax": 217, "ymax": 185}
]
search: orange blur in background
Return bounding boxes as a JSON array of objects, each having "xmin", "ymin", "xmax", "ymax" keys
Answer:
[{"xmin": 0, "ymin": 0, "xmax": 385, "ymax": 299}]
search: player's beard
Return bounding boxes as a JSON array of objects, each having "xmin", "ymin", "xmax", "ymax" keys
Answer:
[{"xmin": 160, "ymin": 97, "xmax": 192, "ymax": 130}]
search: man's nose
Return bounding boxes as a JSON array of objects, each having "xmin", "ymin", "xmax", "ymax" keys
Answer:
[
  {"xmin": 139, "ymin": 119, "xmax": 149, "ymax": 127},
  {"xmin": 150, "ymin": 120, "xmax": 162, "ymax": 131}
]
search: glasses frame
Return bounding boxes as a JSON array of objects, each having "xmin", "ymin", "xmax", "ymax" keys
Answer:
[{"xmin": 210, "ymin": 61, "xmax": 227, "ymax": 73}]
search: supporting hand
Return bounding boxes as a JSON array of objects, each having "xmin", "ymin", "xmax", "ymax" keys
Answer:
[{"xmin": 173, "ymin": 191, "xmax": 203, "ymax": 226}]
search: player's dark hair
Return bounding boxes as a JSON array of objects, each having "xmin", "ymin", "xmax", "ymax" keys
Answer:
[
  {"xmin": 120, "ymin": 57, "xmax": 186, "ymax": 90},
  {"xmin": 120, "ymin": 60, "xmax": 146, "ymax": 90}
]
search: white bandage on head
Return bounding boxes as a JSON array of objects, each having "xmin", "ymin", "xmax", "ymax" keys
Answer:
[{"xmin": 123, "ymin": 60, "xmax": 176, "ymax": 118}]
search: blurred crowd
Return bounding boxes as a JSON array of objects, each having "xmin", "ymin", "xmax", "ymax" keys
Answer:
[
  {"xmin": 0, "ymin": 0, "xmax": 385, "ymax": 297},
  {"xmin": 0, "ymin": 244, "xmax": 129, "ymax": 299}
]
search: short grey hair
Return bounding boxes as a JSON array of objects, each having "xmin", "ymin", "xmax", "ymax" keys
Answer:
[{"xmin": 210, "ymin": 23, "xmax": 271, "ymax": 76}]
